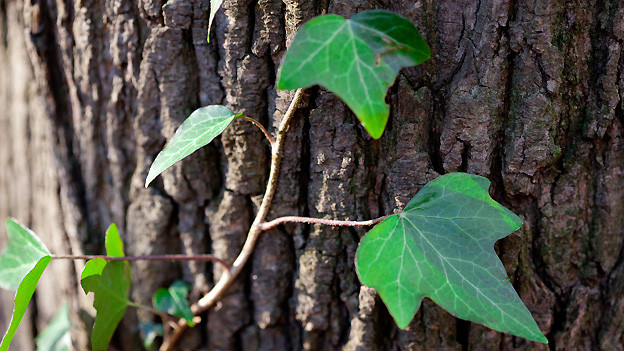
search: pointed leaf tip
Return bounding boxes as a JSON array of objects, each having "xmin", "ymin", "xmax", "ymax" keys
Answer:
[
  {"xmin": 356, "ymin": 173, "xmax": 545, "ymax": 342},
  {"xmin": 105, "ymin": 223, "xmax": 124, "ymax": 257},
  {"xmin": 207, "ymin": 0, "xmax": 224, "ymax": 43},
  {"xmin": 145, "ymin": 105, "xmax": 236, "ymax": 187}
]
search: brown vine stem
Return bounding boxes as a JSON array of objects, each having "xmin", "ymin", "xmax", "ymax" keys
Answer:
[
  {"xmin": 50, "ymin": 254, "xmax": 231, "ymax": 271},
  {"xmin": 161, "ymin": 88, "xmax": 306, "ymax": 351},
  {"xmin": 259, "ymin": 214, "xmax": 391, "ymax": 231},
  {"xmin": 238, "ymin": 115, "xmax": 275, "ymax": 147}
]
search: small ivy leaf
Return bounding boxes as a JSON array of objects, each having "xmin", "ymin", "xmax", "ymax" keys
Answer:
[
  {"xmin": 0, "ymin": 219, "xmax": 52, "ymax": 351},
  {"xmin": 80, "ymin": 224, "xmax": 132, "ymax": 351},
  {"xmin": 139, "ymin": 322, "xmax": 164, "ymax": 350},
  {"xmin": 355, "ymin": 173, "xmax": 548, "ymax": 343},
  {"xmin": 153, "ymin": 280, "xmax": 195, "ymax": 326},
  {"xmin": 208, "ymin": 0, "xmax": 224, "ymax": 42},
  {"xmin": 0, "ymin": 218, "xmax": 51, "ymax": 290},
  {"xmin": 276, "ymin": 10, "xmax": 430, "ymax": 139},
  {"xmin": 145, "ymin": 105, "xmax": 237, "ymax": 187},
  {"xmin": 35, "ymin": 304, "xmax": 71, "ymax": 351}
]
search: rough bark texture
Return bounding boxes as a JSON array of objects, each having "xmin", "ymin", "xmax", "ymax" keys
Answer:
[{"xmin": 0, "ymin": 0, "xmax": 623, "ymax": 350}]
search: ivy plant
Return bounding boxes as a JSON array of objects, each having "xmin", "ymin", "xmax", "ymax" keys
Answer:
[{"xmin": 0, "ymin": 8, "xmax": 548, "ymax": 351}]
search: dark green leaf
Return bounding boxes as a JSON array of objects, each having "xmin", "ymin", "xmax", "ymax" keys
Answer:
[
  {"xmin": 81, "ymin": 224, "xmax": 131, "ymax": 351},
  {"xmin": 153, "ymin": 280, "xmax": 195, "ymax": 326},
  {"xmin": 81, "ymin": 261, "xmax": 131, "ymax": 351},
  {"xmin": 0, "ymin": 218, "xmax": 51, "ymax": 290},
  {"xmin": 36, "ymin": 304, "xmax": 71, "ymax": 351},
  {"xmin": 139, "ymin": 322, "xmax": 163, "ymax": 350},
  {"xmin": 277, "ymin": 10, "xmax": 430, "ymax": 139},
  {"xmin": 145, "ymin": 105, "xmax": 236, "ymax": 187},
  {"xmin": 1, "ymin": 256, "xmax": 51, "ymax": 351},
  {"xmin": 355, "ymin": 173, "xmax": 548, "ymax": 343}
]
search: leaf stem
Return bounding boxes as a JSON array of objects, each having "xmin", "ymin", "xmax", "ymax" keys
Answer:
[
  {"xmin": 127, "ymin": 301, "xmax": 163, "ymax": 317},
  {"xmin": 160, "ymin": 88, "xmax": 306, "ymax": 351},
  {"xmin": 50, "ymin": 254, "xmax": 231, "ymax": 271},
  {"xmin": 259, "ymin": 214, "xmax": 391, "ymax": 231},
  {"xmin": 237, "ymin": 115, "xmax": 275, "ymax": 148}
]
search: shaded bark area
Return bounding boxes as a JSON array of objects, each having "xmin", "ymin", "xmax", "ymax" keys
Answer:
[{"xmin": 0, "ymin": 0, "xmax": 623, "ymax": 350}]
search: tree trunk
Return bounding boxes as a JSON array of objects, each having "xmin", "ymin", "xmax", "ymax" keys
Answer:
[{"xmin": 1, "ymin": 0, "xmax": 623, "ymax": 350}]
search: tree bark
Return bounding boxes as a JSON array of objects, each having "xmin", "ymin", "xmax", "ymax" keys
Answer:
[{"xmin": 0, "ymin": 0, "xmax": 623, "ymax": 350}]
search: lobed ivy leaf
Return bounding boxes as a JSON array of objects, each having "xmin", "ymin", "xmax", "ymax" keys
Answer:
[
  {"xmin": 153, "ymin": 280, "xmax": 195, "ymax": 326},
  {"xmin": 0, "ymin": 218, "xmax": 51, "ymax": 290},
  {"xmin": 277, "ymin": 10, "xmax": 430, "ymax": 139},
  {"xmin": 355, "ymin": 173, "xmax": 548, "ymax": 343},
  {"xmin": 145, "ymin": 105, "xmax": 237, "ymax": 187},
  {"xmin": 208, "ymin": 0, "xmax": 224, "ymax": 42},
  {"xmin": 0, "ymin": 219, "xmax": 52, "ymax": 351},
  {"xmin": 81, "ymin": 224, "xmax": 131, "ymax": 351},
  {"xmin": 35, "ymin": 304, "xmax": 71, "ymax": 351}
]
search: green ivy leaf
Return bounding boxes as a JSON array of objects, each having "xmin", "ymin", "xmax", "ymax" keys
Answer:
[
  {"xmin": 35, "ymin": 304, "xmax": 71, "ymax": 351},
  {"xmin": 208, "ymin": 0, "xmax": 224, "ymax": 42},
  {"xmin": 0, "ymin": 219, "xmax": 52, "ymax": 351},
  {"xmin": 276, "ymin": 10, "xmax": 430, "ymax": 139},
  {"xmin": 0, "ymin": 218, "xmax": 51, "ymax": 290},
  {"xmin": 145, "ymin": 105, "xmax": 237, "ymax": 187},
  {"xmin": 1, "ymin": 257, "xmax": 51, "ymax": 351},
  {"xmin": 355, "ymin": 173, "xmax": 548, "ymax": 343},
  {"xmin": 81, "ymin": 262, "xmax": 131, "ymax": 351},
  {"xmin": 81, "ymin": 224, "xmax": 132, "ymax": 351},
  {"xmin": 153, "ymin": 280, "xmax": 195, "ymax": 327},
  {"xmin": 139, "ymin": 322, "xmax": 164, "ymax": 350}
]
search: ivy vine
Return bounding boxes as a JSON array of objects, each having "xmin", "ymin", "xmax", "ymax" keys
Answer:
[{"xmin": 0, "ymin": 8, "xmax": 548, "ymax": 351}]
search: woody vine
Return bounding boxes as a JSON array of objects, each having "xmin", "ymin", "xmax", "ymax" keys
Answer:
[{"xmin": 0, "ymin": 8, "xmax": 548, "ymax": 351}]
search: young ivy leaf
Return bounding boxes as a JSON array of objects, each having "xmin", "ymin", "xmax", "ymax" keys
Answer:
[
  {"xmin": 152, "ymin": 280, "xmax": 195, "ymax": 326},
  {"xmin": 80, "ymin": 224, "xmax": 131, "ymax": 351},
  {"xmin": 35, "ymin": 304, "xmax": 71, "ymax": 351},
  {"xmin": 145, "ymin": 105, "xmax": 237, "ymax": 187},
  {"xmin": 207, "ymin": 0, "xmax": 224, "ymax": 42},
  {"xmin": 276, "ymin": 10, "xmax": 430, "ymax": 139},
  {"xmin": 355, "ymin": 173, "xmax": 548, "ymax": 343},
  {"xmin": 0, "ymin": 219, "xmax": 52, "ymax": 351}
]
